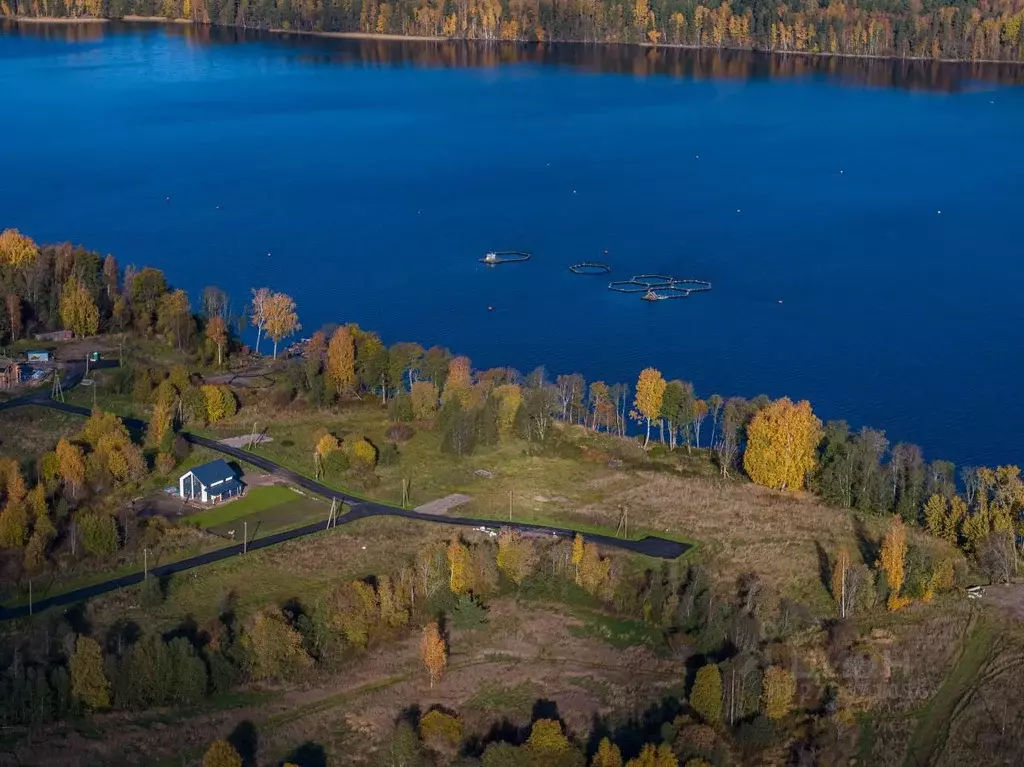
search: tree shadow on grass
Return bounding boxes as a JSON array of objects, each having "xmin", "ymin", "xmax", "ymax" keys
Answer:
[{"xmin": 228, "ymin": 719, "xmax": 259, "ymax": 767}]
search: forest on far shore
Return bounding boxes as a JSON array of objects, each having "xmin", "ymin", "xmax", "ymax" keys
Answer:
[{"xmin": 6, "ymin": 0, "xmax": 1024, "ymax": 62}]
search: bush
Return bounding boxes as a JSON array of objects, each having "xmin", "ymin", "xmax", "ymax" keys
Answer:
[
  {"xmin": 385, "ymin": 423, "xmax": 416, "ymax": 443},
  {"xmin": 155, "ymin": 452, "xmax": 176, "ymax": 475},
  {"xmin": 387, "ymin": 393, "xmax": 414, "ymax": 422},
  {"xmin": 79, "ymin": 513, "xmax": 119, "ymax": 557},
  {"xmin": 378, "ymin": 442, "xmax": 400, "ymax": 467}
]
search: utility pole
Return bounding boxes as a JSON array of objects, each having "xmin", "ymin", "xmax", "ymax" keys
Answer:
[
  {"xmin": 51, "ymin": 371, "xmax": 64, "ymax": 403},
  {"xmin": 243, "ymin": 521, "xmax": 248, "ymax": 554},
  {"xmin": 509, "ymin": 489, "xmax": 513, "ymax": 522},
  {"xmin": 401, "ymin": 479, "xmax": 409, "ymax": 509},
  {"xmin": 144, "ymin": 548, "xmax": 148, "ymax": 579},
  {"xmin": 28, "ymin": 580, "xmax": 32, "ymax": 616}
]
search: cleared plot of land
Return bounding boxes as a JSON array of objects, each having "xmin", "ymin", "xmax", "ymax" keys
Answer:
[
  {"xmin": 415, "ymin": 493, "xmax": 473, "ymax": 515},
  {"xmin": 15, "ymin": 600, "xmax": 687, "ymax": 766},
  {"xmin": 0, "ymin": 405, "xmax": 83, "ymax": 461}
]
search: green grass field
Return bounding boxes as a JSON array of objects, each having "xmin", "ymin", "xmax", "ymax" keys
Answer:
[{"xmin": 192, "ymin": 485, "xmax": 303, "ymax": 529}]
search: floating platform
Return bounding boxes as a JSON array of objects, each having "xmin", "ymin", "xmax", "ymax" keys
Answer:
[
  {"xmin": 570, "ymin": 261, "xmax": 612, "ymax": 275},
  {"xmin": 480, "ymin": 250, "xmax": 531, "ymax": 265}
]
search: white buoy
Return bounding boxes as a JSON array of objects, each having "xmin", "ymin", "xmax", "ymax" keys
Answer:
[
  {"xmin": 695, "ymin": 154, "xmax": 700, "ymax": 159},
  {"xmin": 937, "ymin": 210, "xmax": 942, "ymax": 215},
  {"xmin": 736, "ymin": 209, "xmax": 741, "ymax": 213},
  {"xmin": 573, "ymin": 190, "xmax": 577, "ymax": 195},
  {"xmin": 840, "ymin": 170, "xmax": 844, "ymax": 175}
]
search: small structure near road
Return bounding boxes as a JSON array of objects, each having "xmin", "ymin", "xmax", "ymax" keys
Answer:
[
  {"xmin": 33, "ymin": 330, "xmax": 73, "ymax": 342},
  {"xmin": 0, "ymin": 357, "xmax": 21, "ymax": 390},
  {"xmin": 26, "ymin": 350, "xmax": 51, "ymax": 363},
  {"xmin": 178, "ymin": 459, "xmax": 244, "ymax": 504}
]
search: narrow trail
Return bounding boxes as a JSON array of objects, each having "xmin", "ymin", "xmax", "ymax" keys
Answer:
[
  {"xmin": 902, "ymin": 610, "xmax": 994, "ymax": 767},
  {"xmin": 0, "ymin": 362, "xmax": 689, "ymax": 620}
]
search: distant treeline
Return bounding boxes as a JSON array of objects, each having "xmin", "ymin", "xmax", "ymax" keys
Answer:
[{"xmin": 6, "ymin": 0, "xmax": 1024, "ymax": 62}]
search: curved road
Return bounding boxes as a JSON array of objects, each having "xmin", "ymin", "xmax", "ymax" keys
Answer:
[{"xmin": 0, "ymin": 363, "xmax": 689, "ymax": 620}]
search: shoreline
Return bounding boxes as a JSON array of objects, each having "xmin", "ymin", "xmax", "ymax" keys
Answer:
[
  {"xmin": 5, "ymin": 15, "xmax": 1023, "ymax": 68},
  {"xmin": 9, "ymin": 16, "xmax": 108, "ymax": 23}
]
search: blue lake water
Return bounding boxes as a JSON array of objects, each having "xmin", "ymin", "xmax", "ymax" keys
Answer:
[{"xmin": 3, "ymin": 22, "xmax": 1024, "ymax": 469}]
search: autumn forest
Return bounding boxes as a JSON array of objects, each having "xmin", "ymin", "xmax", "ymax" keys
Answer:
[{"xmin": 6, "ymin": 0, "xmax": 1024, "ymax": 62}]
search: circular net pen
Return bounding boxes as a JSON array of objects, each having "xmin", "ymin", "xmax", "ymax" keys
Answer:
[
  {"xmin": 631, "ymin": 274, "xmax": 676, "ymax": 288},
  {"xmin": 569, "ymin": 262, "xmax": 612, "ymax": 275},
  {"xmin": 479, "ymin": 250, "xmax": 531, "ymax": 265},
  {"xmin": 608, "ymin": 276, "xmax": 713, "ymax": 298},
  {"xmin": 608, "ymin": 280, "xmax": 654, "ymax": 293}
]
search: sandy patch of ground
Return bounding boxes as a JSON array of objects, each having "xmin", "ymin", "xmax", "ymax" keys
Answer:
[{"xmin": 416, "ymin": 493, "xmax": 474, "ymax": 515}]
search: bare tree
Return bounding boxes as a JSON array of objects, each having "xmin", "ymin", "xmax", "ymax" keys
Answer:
[{"xmin": 979, "ymin": 530, "xmax": 1016, "ymax": 584}]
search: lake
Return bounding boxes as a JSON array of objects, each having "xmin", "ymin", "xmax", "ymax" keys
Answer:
[{"xmin": 3, "ymin": 21, "xmax": 1024, "ymax": 469}]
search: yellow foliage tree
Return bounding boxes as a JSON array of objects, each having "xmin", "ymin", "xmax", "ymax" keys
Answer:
[
  {"xmin": 761, "ymin": 666, "xmax": 796, "ymax": 719},
  {"xmin": 239, "ymin": 609, "xmax": 312, "ymax": 680},
  {"xmin": 441, "ymin": 356, "xmax": 472, "ymax": 406},
  {"xmin": 203, "ymin": 385, "xmax": 236, "ymax": 424},
  {"xmin": 923, "ymin": 494, "xmax": 948, "ymax": 539},
  {"xmin": 0, "ymin": 500, "xmax": 28, "ymax": 549},
  {"xmin": 447, "ymin": 539, "xmax": 472, "ymax": 594},
  {"xmin": 326, "ymin": 325, "xmax": 356, "ymax": 394},
  {"xmin": 879, "ymin": 516, "xmax": 908, "ymax": 610},
  {"xmin": 420, "ymin": 621, "xmax": 447, "ymax": 687},
  {"xmin": 70, "ymin": 636, "xmax": 110, "ymax": 710},
  {"xmin": 625, "ymin": 743, "xmax": 677, "ymax": 767},
  {"xmin": 342, "ymin": 435, "xmax": 377, "ymax": 471},
  {"xmin": 496, "ymin": 527, "xmax": 537, "ymax": 585},
  {"xmin": 579, "ymin": 540, "xmax": 613, "ymax": 597},
  {"xmin": 945, "ymin": 497, "xmax": 967, "ymax": 545},
  {"xmin": 831, "ymin": 547, "xmax": 851, "ymax": 618},
  {"xmin": 633, "ymin": 367, "xmax": 667, "ymax": 447},
  {"xmin": 263, "ymin": 291, "xmax": 301, "ymax": 358},
  {"xmin": 206, "ymin": 314, "xmax": 228, "ymax": 366},
  {"xmin": 593, "ymin": 737, "xmax": 623, "ymax": 767},
  {"xmin": 314, "ymin": 433, "xmax": 340, "ymax": 478},
  {"xmin": 0, "ymin": 229, "xmax": 39, "ymax": 267},
  {"xmin": 743, "ymin": 397, "xmax": 822, "ymax": 490},
  {"xmin": 55, "ymin": 437, "xmax": 86, "ymax": 499},
  {"xmin": 493, "ymin": 383, "xmax": 522, "ymax": 436},
  {"xmin": 202, "ymin": 740, "xmax": 243, "ymax": 767},
  {"xmin": 59, "ymin": 279, "xmax": 99, "ymax": 338},
  {"xmin": 690, "ymin": 663, "xmax": 722, "ymax": 724},
  {"xmin": 526, "ymin": 718, "xmax": 572, "ymax": 754},
  {"xmin": 571, "ymin": 532, "xmax": 585, "ymax": 584},
  {"xmin": 410, "ymin": 380, "xmax": 439, "ymax": 420},
  {"xmin": 330, "ymin": 579, "xmax": 380, "ymax": 648},
  {"xmin": 419, "ymin": 709, "xmax": 462, "ymax": 753}
]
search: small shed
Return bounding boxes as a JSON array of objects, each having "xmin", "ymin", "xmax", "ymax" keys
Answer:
[
  {"xmin": 178, "ymin": 459, "xmax": 244, "ymax": 504},
  {"xmin": 0, "ymin": 357, "xmax": 20, "ymax": 390},
  {"xmin": 26, "ymin": 350, "xmax": 51, "ymax": 363}
]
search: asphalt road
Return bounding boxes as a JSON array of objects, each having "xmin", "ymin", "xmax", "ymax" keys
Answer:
[{"xmin": 0, "ymin": 363, "xmax": 690, "ymax": 620}]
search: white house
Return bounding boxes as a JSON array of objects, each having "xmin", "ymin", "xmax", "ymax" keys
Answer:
[{"xmin": 178, "ymin": 459, "xmax": 243, "ymax": 504}]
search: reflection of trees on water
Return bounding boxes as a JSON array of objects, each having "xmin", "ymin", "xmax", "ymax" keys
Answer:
[{"xmin": 4, "ymin": 18, "xmax": 1023, "ymax": 91}]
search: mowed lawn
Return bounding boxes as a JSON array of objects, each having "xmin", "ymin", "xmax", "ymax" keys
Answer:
[{"xmin": 193, "ymin": 485, "xmax": 308, "ymax": 529}]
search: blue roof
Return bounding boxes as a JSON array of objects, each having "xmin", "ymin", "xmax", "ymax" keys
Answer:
[
  {"xmin": 209, "ymin": 477, "xmax": 243, "ymax": 497},
  {"xmin": 186, "ymin": 459, "xmax": 238, "ymax": 488}
]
